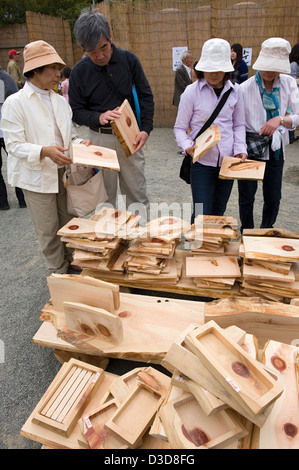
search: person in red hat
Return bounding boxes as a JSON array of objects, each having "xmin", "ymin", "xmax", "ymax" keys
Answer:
[{"xmin": 7, "ymin": 49, "xmax": 24, "ymax": 89}]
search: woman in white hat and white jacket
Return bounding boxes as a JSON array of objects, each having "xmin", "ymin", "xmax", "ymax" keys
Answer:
[
  {"xmin": 1, "ymin": 40, "xmax": 91, "ymax": 274},
  {"xmin": 238, "ymin": 37, "xmax": 299, "ymax": 232},
  {"xmin": 174, "ymin": 38, "xmax": 247, "ymax": 221}
]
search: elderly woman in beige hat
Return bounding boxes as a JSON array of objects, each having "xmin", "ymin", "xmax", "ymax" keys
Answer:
[
  {"xmin": 238, "ymin": 37, "xmax": 299, "ymax": 232},
  {"xmin": 174, "ymin": 38, "xmax": 247, "ymax": 221},
  {"xmin": 1, "ymin": 40, "xmax": 91, "ymax": 274}
]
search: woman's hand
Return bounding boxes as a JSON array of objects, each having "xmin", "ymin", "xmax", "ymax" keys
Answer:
[
  {"xmin": 40, "ymin": 145, "xmax": 73, "ymax": 166},
  {"xmin": 185, "ymin": 145, "xmax": 197, "ymax": 157},
  {"xmin": 260, "ymin": 116, "xmax": 281, "ymax": 137},
  {"xmin": 80, "ymin": 139, "xmax": 92, "ymax": 146},
  {"xmin": 234, "ymin": 153, "xmax": 247, "ymax": 162}
]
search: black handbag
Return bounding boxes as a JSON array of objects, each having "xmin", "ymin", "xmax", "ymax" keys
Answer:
[
  {"xmin": 179, "ymin": 87, "xmax": 233, "ymax": 184},
  {"xmin": 246, "ymin": 131, "xmax": 270, "ymax": 160}
]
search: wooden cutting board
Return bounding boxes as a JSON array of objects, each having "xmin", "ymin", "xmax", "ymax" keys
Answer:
[
  {"xmin": 72, "ymin": 143, "xmax": 120, "ymax": 171},
  {"xmin": 111, "ymin": 99, "xmax": 140, "ymax": 157},
  {"xmin": 186, "ymin": 255, "xmax": 241, "ymax": 278},
  {"xmin": 219, "ymin": 156, "xmax": 265, "ymax": 180},
  {"xmin": 243, "ymin": 236, "xmax": 299, "ymax": 263},
  {"xmin": 193, "ymin": 125, "xmax": 221, "ymax": 163}
]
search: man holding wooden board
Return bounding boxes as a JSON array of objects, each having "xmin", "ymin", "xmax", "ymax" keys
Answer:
[{"xmin": 69, "ymin": 8, "xmax": 154, "ymax": 221}]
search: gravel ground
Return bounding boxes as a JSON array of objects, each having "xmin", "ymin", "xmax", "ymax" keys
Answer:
[{"xmin": 0, "ymin": 127, "xmax": 298, "ymax": 449}]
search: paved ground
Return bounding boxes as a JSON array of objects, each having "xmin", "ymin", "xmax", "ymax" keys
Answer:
[{"xmin": 0, "ymin": 127, "xmax": 298, "ymax": 449}]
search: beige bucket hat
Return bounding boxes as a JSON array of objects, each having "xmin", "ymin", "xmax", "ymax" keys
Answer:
[
  {"xmin": 253, "ymin": 37, "xmax": 291, "ymax": 74},
  {"xmin": 195, "ymin": 38, "xmax": 234, "ymax": 73},
  {"xmin": 23, "ymin": 40, "xmax": 65, "ymax": 74}
]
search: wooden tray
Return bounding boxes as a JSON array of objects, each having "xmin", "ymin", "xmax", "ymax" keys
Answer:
[
  {"xmin": 32, "ymin": 358, "xmax": 104, "ymax": 437},
  {"xmin": 162, "ymin": 324, "xmax": 271, "ymax": 426},
  {"xmin": 82, "ymin": 398, "xmax": 128, "ymax": 449},
  {"xmin": 111, "ymin": 99, "xmax": 140, "ymax": 157},
  {"xmin": 219, "ymin": 156, "xmax": 265, "ymax": 180},
  {"xmin": 105, "ymin": 367, "xmax": 171, "ymax": 447},
  {"xmin": 185, "ymin": 321, "xmax": 283, "ymax": 419},
  {"xmin": 72, "ymin": 143, "xmax": 120, "ymax": 171},
  {"xmin": 160, "ymin": 393, "xmax": 247, "ymax": 449}
]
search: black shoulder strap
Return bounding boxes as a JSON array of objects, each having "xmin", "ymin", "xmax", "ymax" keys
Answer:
[
  {"xmin": 195, "ymin": 87, "xmax": 233, "ymax": 139},
  {"xmin": 100, "ymin": 66, "xmax": 125, "ymax": 102}
]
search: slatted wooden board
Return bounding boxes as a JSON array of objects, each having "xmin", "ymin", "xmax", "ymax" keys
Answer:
[{"xmin": 32, "ymin": 358, "xmax": 104, "ymax": 437}]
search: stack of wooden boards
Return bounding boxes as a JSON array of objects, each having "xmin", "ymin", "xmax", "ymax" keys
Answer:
[
  {"xmin": 22, "ymin": 320, "xmax": 299, "ymax": 449},
  {"xmin": 184, "ymin": 224, "xmax": 299, "ymax": 302},
  {"xmin": 58, "ymin": 212, "xmax": 299, "ymax": 301},
  {"xmin": 239, "ymin": 229, "xmax": 299, "ymax": 302},
  {"xmin": 58, "ymin": 209, "xmax": 189, "ymax": 287},
  {"xmin": 184, "ymin": 215, "xmax": 241, "ymax": 296}
]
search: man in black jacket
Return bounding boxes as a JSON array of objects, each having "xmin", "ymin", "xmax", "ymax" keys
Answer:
[{"xmin": 69, "ymin": 9, "xmax": 154, "ymax": 221}]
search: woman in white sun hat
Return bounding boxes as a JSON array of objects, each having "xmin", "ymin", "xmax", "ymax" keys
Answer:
[
  {"xmin": 238, "ymin": 37, "xmax": 299, "ymax": 232},
  {"xmin": 1, "ymin": 40, "xmax": 91, "ymax": 274},
  {"xmin": 174, "ymin": 38, "xmax": 247, "ymax": 222}
]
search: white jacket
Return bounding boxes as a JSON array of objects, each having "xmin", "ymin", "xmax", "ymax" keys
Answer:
[
  {"xmin": 240, "ymin": 73, "xmax": 299, "ymax": 160},
  {"xmin": 1, "ymin": 81, "xmax": 80, "ymax": 193}
]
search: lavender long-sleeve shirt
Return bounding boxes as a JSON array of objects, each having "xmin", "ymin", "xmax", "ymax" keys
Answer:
[{"xmin": 174, "ymin": 78, "xmax": 247, "ymax": 167}]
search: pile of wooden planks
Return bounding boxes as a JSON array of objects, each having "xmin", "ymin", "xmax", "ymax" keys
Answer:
[
  {"xmin": 239, "ymin": 229, "xmax": 299, "ymax": 302},
  {"xmin": 184, "ymin": 215, "xmax": 241, "ymax": 296},
  {"xmin": 58, "ymin": 212, "xmax": 190, "ymax": 287},
  {"xmin": 184, "ymin": 215, "xmax": 239, "ymax": 254},
  {"xmin": 23, "ymin": 321, "xmax": 299, "ymax": 449},
  {"xmin": 123, "ymin": 216, "xmax": 188, "ymax": 285},
  {"xmin": 58, "ymin": 214, "xmax": 299, "ymax": 302}
]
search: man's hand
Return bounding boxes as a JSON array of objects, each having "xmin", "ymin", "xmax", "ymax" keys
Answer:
[
  {"xmin": 133, "ymin": 131, "xmax": 149, "ymax": 153},
  {"xmin": 99, "ymin": 107, "xmax": 121, "ymax": 126},
  {"xmin": 40, "ymin": 146, "xmax": 73, "ymax": 166}
]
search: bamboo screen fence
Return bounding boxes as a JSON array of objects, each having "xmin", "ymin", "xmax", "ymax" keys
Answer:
[
  {"xmin": 0, "ymin": 0, "xmax": 298, "ymax": 127},
  {"xmin": 95, "ymin": 0, "xmax": 299, "ymax": 126}
]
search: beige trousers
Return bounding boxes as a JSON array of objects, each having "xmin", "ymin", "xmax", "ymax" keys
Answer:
[
  {"xmin": 22, "ymin": 168, "xmax": 73, "ymax": 274},
  {"xmin": 89, "ymin": 130, "xmax": 149, "ymax": 223}
]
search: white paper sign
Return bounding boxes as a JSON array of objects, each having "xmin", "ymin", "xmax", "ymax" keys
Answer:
[
  {"xmin": 172, "ymin": 46, "xmax": 188, "ymax": 71},
  {"xmin": 242, "ymin": 48, "xmax": 252, "ymax": 66}
]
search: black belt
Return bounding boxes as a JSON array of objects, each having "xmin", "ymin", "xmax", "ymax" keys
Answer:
[{"xmin": 89, "ymin": 126, "xmax": 113, "ymax": 134}]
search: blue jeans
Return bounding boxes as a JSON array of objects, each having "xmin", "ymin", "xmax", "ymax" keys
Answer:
[
  {"xmin": 190, "ymin": 161, "xmax": 234, "ymax": 222},
  {"xmin": 238, "ymin": 148, "xmax": 284, "ymax": 231}
]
